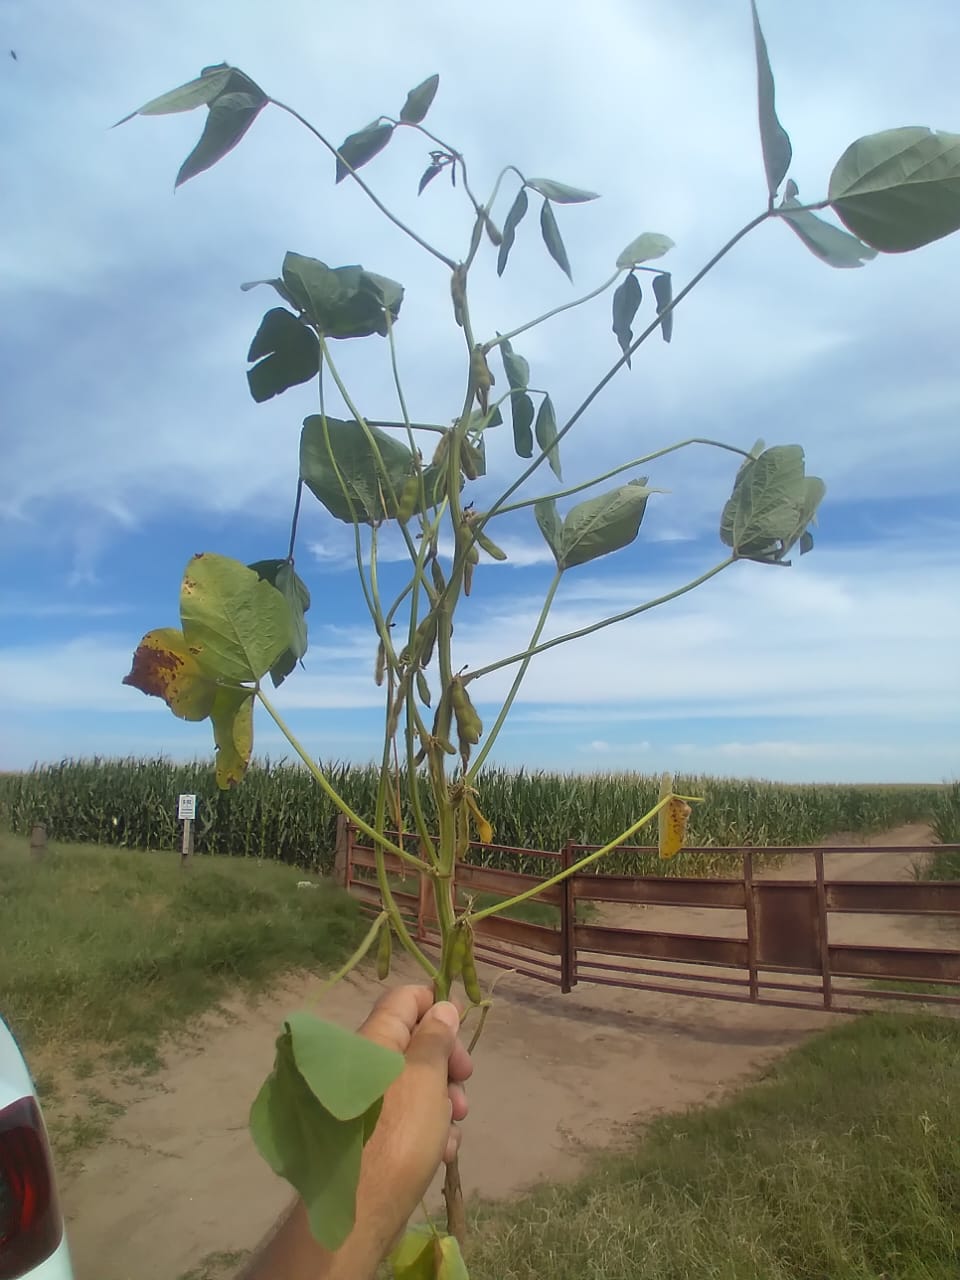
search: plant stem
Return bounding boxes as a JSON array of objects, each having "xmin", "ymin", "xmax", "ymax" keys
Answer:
[
  {"xmin": 310, "ymin": 910, "xmax": 388, "ymax": 1006},
  {"xmin": 466, "ymin": 569, "xmax": 562, "ymax": 780},
  {"xmin": 467, "ymin": 794, "xmax": 683, "ymax": 924},
  {"xmin": 485, "ymin": 270, "xmax": 621, "ymax": 351},
  {"xmin": 255, "ymin": 688, "xmax": 429, "ymax": 873},
  {"xmin": 490, "ymin": 438, "xmax": 753, "ymax": 519},
  {"xmin": 466, "ymin": 557, "xmax": 736, "ymax": 683},
  {"xmin": 269, "ymin": 98, "xmax": 456, "ymax": 269},
  {"xmin": 482, "ymin": 211, "xmax": 772, "ymax": 524},
  {"xmin": 285, "ymin": 478, "xmax": 303, "ymax": 562}
]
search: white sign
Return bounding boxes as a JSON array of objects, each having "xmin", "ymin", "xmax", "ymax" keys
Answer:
[{"xmin": 178, "ymin": 794, "xmax": 197, "ymax": 821}]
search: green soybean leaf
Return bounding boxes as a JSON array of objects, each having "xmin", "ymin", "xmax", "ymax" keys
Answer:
[
  {"xmin": 300, "ymin": 416, "xmax": 418, "ymax": 524},
  {"xmin": 778, "ymin": 195, "xmax": 878, "ymax": 268},
  {"xmin": 616, "ymin": 232, "xmax": 674, "ymax": 268},
  {"xmin": 418, "ymin": 163, "xmax": 442, "ymax": 195},
  {"xmin": 652, "ymin": 272, "xmax": 674, "ymax": 343},
  {"xmin": 114, "ymin": 64, "xmax": 233, "ymax": 124},
  {"xmin": 611, "ymin": 273, "xmax": 642, "ymax": 364},
  {"xmin": 335, "ymin": 122, "xmax": 394, "ymax": 183},
  {"xmin": 498, "ymin": 336, "xmax": 530, "ymax": 392},
  {"xmin": 828, "ymin": 127, "xmax": 960, "ymax": 252},
  {"xmin": 535, "ymin": 395, "xmax": 562, "ymax": 481},
  {"xmin": 399, "ymin": 74, "xmax": 439, "ymax": 124},
  {"xmin": 559, "ymin": 478, "xmax": 655, "ymax": 569},
  {"xmin": 210, "ymin": 685, "xmax": 254, "ymax": 789},
  {"xmin": 249, "ymin": 1030, "xmax": 362, "ymax": 1251},
  {"xmin": 390, "ymin": 1225, "xmax": 438, "ymax": 1280},
  {"xmin": 719, "ymin": 445, "xmax": 825, "ymax": 563},
  {"xmin": 751, "ymin": 0, "xmax": 792, "ymax": 196},
  {"xmin": 281, "ymin": 254, "xmax": 403, "ymax": 338},
  {"xmin": 534, "ymin": 498, "xmax": 563, "ymax": 566},
  {"xmin": 286, "ymin": 1011, "xmax": 403, "ymax": 1120},
  {"xmin": 180, "ymin": 553, "xmax": 291, "ymax": 683},
  {"xmin": 246, "ymin": 309, "xmax": 320, "ymax": 403},
  {"xmin": 525, "ymin": 178, "xmax": 600, "ymax": 204},
  {"xmin": 497, "ymin": 187, "xmax": 529, "ymax": 276},
  {"xmin": 511, "ymin": 394, "xmax": 535, "ymax": 458},
  {"xmin": 122, "ymin": 627, "xmax": 217, "ymax": 720},
  {"xmin": 248, "ymin": 559, "xmax": 311, "ymax": 687},
  {"xmin": 176, "ymin": 86, "xmax": 268, "ymax": 187},
  {"xmin": 540, "ymin": 199, "xmax": 572, "ymax": 280},
  {"xmin": 240, "ymin": 277, "xmax": 299, "ymax": 309}
]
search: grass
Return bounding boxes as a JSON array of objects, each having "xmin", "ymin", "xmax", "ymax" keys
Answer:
[
  {"xmin": 462, "ymin": 1013, "xmax": 960, "ymax": 1280},
  {"xmin": 0, "ymin": 831, "xmax": 365, "ymax": 1061}
]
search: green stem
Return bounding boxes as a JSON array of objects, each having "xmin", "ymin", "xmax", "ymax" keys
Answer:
[
  {"xmin": 482, "ymin": 210, "xmax": 772, "ymax": 526},
  {"xmin": 484, "ymin": 270, "xmax": 621, "ymax": 352},
  {"xmin": 269, "ymin": 98, "xmax": 456, "ymax": 269},
  {"xmin": 466, "ymin": 557, "xmax": 736, "ymax": 683},
  {"xmin": 285, "ymin": 478, "xmax": 303, "ymax": 562},
  {"xmin": 490, "ymin": 438, "xmax": 753, "ymax": 519},
  {"xmin": 310, "ymin": 910, "xmax": 388, "ymax": 1005},
  {"xmin": 255, "ymin": 688, "xmax": 428, "ymax": 872},
  {"xmin": 468, "ymin": 794, "xmax": 678, "ymax": 924},
  {"xmin": 466, "ymin": 569, "xmax": 562, "ymax": 780}
]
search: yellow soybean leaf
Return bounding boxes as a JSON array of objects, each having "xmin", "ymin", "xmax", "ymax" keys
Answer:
[
  {"xmin": 659, "ymin": 796, "xmax": 692, "ymax": 860},
  {"xmin": 464, "ymin": 792, "xmax": 493, "ymax": 845}
]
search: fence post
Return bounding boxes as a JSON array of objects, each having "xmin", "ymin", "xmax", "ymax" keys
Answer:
[
  {"xmin": 333, "ymin": 814, "xmax": 352, "ymax": 889},
  {"xmin": 559, "ymin": 840, "xmax": 577, "ymax": 993},
  {"xmin": 814, "ymin": 848, "xmax": 833, "ymax": 1010},
  {"xmin": 743, "ymin": 850, "xmax": 759, "ymax": 1002},
  {"xmin": 29, "ymin": 824, "xmax": 47, "ymax": 863}
]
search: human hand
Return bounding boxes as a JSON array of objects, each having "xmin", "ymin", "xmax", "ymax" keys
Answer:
[
  {"xmin": 240, "ymin": 984, "xmax": 473, "ymax": 1280},
  {"xmin": 353, "ymin": 984, "xmax": 473, "ymax": 1248}
]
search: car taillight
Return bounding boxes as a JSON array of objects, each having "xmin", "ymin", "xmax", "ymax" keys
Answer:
[{"xmin": 0, "ymin": 1097, "xmax": 63, "ymax": 1280}]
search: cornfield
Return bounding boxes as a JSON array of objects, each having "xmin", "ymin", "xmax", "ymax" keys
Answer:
[{"xmin": 0, "ymin": 758, "xmax": 944, "ymax": 876}]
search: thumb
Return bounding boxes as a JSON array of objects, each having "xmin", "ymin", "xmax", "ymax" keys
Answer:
[{"xmin": 404, "ymin": 1000, "xmax": 460, "ymax": 1073}]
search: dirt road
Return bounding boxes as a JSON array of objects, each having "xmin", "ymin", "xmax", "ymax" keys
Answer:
[{"xmin": 60, "ymin": 825, "xmax": 954, "ymax": 1280}]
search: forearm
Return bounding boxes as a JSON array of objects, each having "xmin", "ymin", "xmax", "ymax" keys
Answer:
[{"xmin": 238, "ymin": 1198, "xmax": 388, "ymax": 1280}]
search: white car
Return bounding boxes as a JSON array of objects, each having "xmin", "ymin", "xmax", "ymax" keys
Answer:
[{"xmin": 0, "ymin": 1017, "xmax": 73, "ymax": 1279}]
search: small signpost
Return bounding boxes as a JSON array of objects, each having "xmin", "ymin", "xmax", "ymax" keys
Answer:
[{"xmin": 178, "ymin": 794, "xmax": 196, "ymax": 869}]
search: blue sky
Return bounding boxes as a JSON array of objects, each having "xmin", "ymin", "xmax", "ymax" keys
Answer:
[{"xmin": 2, "ymin": 0, "xmax": 959, "ymax": 783}]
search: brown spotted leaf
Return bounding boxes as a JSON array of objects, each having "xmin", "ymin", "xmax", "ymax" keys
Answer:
[{"xmin": 122, "ymin": 627, "xmax": 217, "ymax": 720}]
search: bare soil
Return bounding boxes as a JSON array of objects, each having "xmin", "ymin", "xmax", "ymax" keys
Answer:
[{"xmin": 60, "ymin": 824, "xmax": 953, "ymax": 1280}]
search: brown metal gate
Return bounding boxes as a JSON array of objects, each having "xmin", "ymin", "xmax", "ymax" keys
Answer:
[{"xmin": 338, "ymin": 822, "xmax": 960, "ymax": 1014}]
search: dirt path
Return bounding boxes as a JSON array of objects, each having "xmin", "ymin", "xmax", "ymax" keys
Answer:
[{"xmin": 60, "ymin": 824, "xmax": 953, "ymax": 1280}]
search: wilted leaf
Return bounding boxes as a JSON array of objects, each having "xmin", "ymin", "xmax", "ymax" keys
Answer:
[
  {"xmin": 616, "ymin": 232, "xmax": 674, "ymax": 268},
  {"xmin": 418, "ymin": 163, "xmax": 442, "ymax": 195},
  {"xmin": 246, "ymin": 308, "xmax": 320, "ymax": 403},
  {"xmin": 750, "ymin": 0, "xmax": 792, "ymax": 196},
  {"xmin": 611, "ymin": 273, "xmax": 642, "ymax": 364},
  {"xmin": 828, "ymin": 127, "xmax": 960, "ymax": 252},
  {"xmin": 497, "ymin": 187, "xmax": 529, "ymax": 276},
  {"xmin": 534, "ymin": 498, "xmax": 563, "ymax": 566},
  {"xmin": 114, "ymin": 64, "xmax": 233, "ymax": 125},
  {"xmin": 559, "ymin": 479, "xmax": 655, "ymax": 569},
  {"xmin": 180, "ymin": 553, "xmax": 291, "ymax": 683},
  {"xmin": 176, "ymin": 83, "xmax": 268, "ymax": 187},
  {"xmin": 657, "ymin": 772, "xmax": 691, "ymax": 860},
  {"xmin": 511, "ymin": 394, "xmax": 535, "ymax": 458},
  {"xmin": 535, "ymin": 395, "xmax": 562, "ymax": 481},
  {"xmin": 399, "ymin": 74, "xmax": 439, "ymax": 124},
  {"xmin": 778, "ymin": 196, "xmax": 878, "ymax": 268},
  {"xmin": 301, "ymin": 416, "xmax": 422, "ymax": 524},
  {"xmin": 248, "ymin": 558, "xmax": 311, "ymax": 687},
  {"xmin": 210, "ymin": 685, "xmax": 254, "ymax": 788},
  {"xmin": 281, "ymin": 253, "xmax": 403, "ymax": 339},
  {"xmin": 540, "ymin": 199, "xmax": 572, "ymax": 280},
  {"xmin": 719, "ymin": 445, "xmax": 825, "ymax": 562},
  {"xmin": 498, "ymin": 336, "xmax": 530, "ymax": 392},
  {"xmin": 652, "ymin": 272, "xmax": 674, "ymax": 342},
  {"xmin": 122, "ymin": 627, "xmax": 217, "ymax": 720},
  {"xmin": 525, "ymin": 178, "xmax": 600, "ymax": 204},
  {"xmin": 335, "ymin": 122, "xmax": 394, "ymax": 183}
]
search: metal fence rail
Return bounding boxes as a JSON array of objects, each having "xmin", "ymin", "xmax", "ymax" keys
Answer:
[{"xmin": 336, "ymin": 819, "xmax": 960, "ymax": 1013}]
